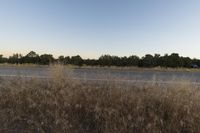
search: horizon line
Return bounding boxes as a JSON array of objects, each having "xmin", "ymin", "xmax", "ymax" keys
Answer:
[{"xmin": 1, "ymin": 51, "xmax": 200, "ymax": 60}]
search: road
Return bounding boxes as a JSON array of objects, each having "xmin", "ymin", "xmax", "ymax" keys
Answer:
[{"xmin": 0, "ymin": 66, "xmax": 200, "ymax": 85}]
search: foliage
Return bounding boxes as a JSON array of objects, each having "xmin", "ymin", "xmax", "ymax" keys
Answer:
[
  {"xmin": 39, "ymin": 54, "xmax": 54, "ymax": 65},
  {"xmin": 21, "ymin": 51, "xmax": 40, "ymax": 64},
  {"xmin": 0, "ymin": 51, "xmax": 200, "ymax": 68}
]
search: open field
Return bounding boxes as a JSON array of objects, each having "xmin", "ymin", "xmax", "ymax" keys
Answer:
[
  {"xmin": 0, "ymin": 66, "xmax": 200, "ymax": 132},
  {"xmin": 0, "ymin": 65, "xmax": 200, "ymax": 84}
]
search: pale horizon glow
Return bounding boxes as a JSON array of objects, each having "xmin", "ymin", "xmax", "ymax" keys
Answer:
[{"xmin": 1, "ymin": 0, "xmax": 200, "ymax": 59}]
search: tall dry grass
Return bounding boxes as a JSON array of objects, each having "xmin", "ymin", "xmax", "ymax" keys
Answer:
[{"xmin": 0, "ymin": 66, "xmax": 200, "ymax": 132}]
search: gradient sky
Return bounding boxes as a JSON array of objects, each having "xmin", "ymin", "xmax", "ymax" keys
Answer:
[{"xmin": 1, "ymin": 0, "xmax": 200, "ymax": 59}]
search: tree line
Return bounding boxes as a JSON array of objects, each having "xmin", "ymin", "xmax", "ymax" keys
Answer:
[{"xmin": 0, "ymin": 51, "xmax": 200, "ymax": 68}]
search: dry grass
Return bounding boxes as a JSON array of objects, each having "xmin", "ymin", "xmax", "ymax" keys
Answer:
[
  {"xmin": 0, "ymin": 66, "xmax": 200, "ymax": 133},
  {"xmin": 1, "ymin": 63, "xmax": 200, "ymax": 73}
]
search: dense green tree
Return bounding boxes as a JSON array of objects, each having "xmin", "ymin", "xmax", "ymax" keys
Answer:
[
  {"xmin": 21, "ymin": 51, "xmax": 40, "ymax": 64},
  {"xmin": 154, "ymin": 54, "xmax": 161, "ymax": 66},
  {"xmin": 64, "ymin": 56, "xmax": 71, "ymax": 65},
  {"xmin": 58, "ymin": 56, "xmax": 65, "ymax": 64},
  {"xmin": 84, "ymin": 59, "xmax": 98, "ymax": 66},
  {"xmin": 0, "ymin": 55, "xmax": 3, "ymax": 63},
  {"xmin": 111, "ymin": 56, "xmax": 122, "ymax": 66},
  {"xmin": 127, "ymin": 55, "xmax": 140, "ymax": 66},
  {"xmin": 99, "ymin": 55, "xmax": 113, "ymax": 66},
  {"xmin": 0, "ymin": 55, "xmax": 7, "ymax": 63},
  {"xmin": 140, "ymin": 54, "xmax": 155, "ymax": 67},
  {"xmin": 0, "ymin": 51, "xmax": 199, "ymax": 68},
  {"xmin": 71, "ymin": 55, "xmax": 83, "ymax": 66},
  {"xmin": 26, "ymin": 51, "xmax": 38, "ymax": 58},
  {"xmin": 8, "ymin": 54, "xmax": 22, "ymax": 64},
  {"xmin": 182, "ymin": 57, "xmax": 192, "ymax": 68},
  {"xmin": 39, "ymin": 54, "xmax": 54, "ymax": 65},
  {"xmin": 166, "ymin": 53, "xmax": 183, "ymax": 68}
]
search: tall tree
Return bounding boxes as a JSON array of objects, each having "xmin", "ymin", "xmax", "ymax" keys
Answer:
[
  {"xmin": 39, "ymin": 54, "xmax": 54, "ymax": 65},
  {"xmin": 58, "ymin": 56, "xmax": 65, "ymax": 64},
  {"xmin": 8, "ymin": 54, "xmax": 22, "ymax": 64},
  {"xmin": 127, "ymin": 55, "xmax": 140, "ymax": 66},
  {"xmin": 22, "ymin": 51, "xmax": 40, "ymax": 64},
  {"xmin": 99, "ymin": 55, "xmax": 113, "ymax": 66},
  {"xmin": 71, "ymin": 55, "xmax": 83, "ymax": 66},
  {"xmin": 141, "ymin": 54, "xmax": 155, "ymax": 67},
  {"xmin": 0, "ymin": 55, "xmax": 3, "ymax": 63}
]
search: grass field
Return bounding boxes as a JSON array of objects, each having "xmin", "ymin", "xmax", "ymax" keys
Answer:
[
  {"xmin": 1, "ymin": 63, "xmax": 200, "ymax": 72},
  {"xmin": 0, "ymin": 66, "xmax": 200, "ymax": 133}
]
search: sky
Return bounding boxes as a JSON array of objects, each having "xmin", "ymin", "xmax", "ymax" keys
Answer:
[{"xmin": 0, "ymin": 0, "xmax": 200, "ymax": 59}]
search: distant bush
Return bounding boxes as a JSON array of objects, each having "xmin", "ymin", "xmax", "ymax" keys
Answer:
[{"xmin": 1, "ymin": 51, "xmax": 200, "ymax": 68}]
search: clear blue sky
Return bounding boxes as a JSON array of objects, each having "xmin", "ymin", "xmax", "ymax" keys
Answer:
[{"xmin": 1, "ymin": 0, "xmax": 200, "ymax": 59}]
